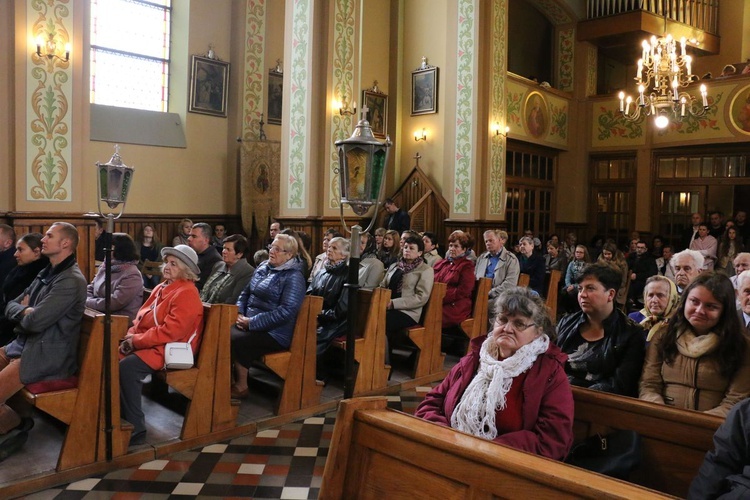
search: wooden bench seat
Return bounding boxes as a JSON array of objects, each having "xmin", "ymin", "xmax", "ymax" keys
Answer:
[
  {"xmin": 18, "ymin": 310, "xmax": 132, "ymax": 471},
  {"xmin": 572, "ymin": 386, "xmax": 723, "ymax": 498},
  {"xmin": 545, "ymin": 269, "xmax": 562, "ymax": 320},
  {"xmin": 320, "ymin": 397, "xmax": 672, "ymax": 499},
  {"xmin": 331, "ymin": 288, "xmax": 391, "ymax": 395},
  {"xmin": 158, "ymin": 303, "xmax": 238, "ymax": 439},
  {"xmin": 405, "ymin": 282, "xmax": 446, "ymax": 378},
  {"xmin": 257, "ymin": 295, "xmax": 323, "ymax": 415},
  {"xmin": 458, "ymin": 277, "xmax": 492, "ymax": 354}
]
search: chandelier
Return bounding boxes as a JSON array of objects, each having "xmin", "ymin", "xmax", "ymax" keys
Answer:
[{"xmin": 618, "ymin": 34, "xmax": 709, "ymax": 129}]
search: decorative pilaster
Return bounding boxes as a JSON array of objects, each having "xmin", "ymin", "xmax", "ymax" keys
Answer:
[
  {"xmin": 452, "ymin": 0, "xmax": 478, "ymax": 215},
  {"xmin": 557, "ymin": 26, "xmax": 575, "ymax": 92},
  {"xmin": 488, "ymin": 0, "xmax": 507, "ymax": 217},
  {"xmin": 242, "ymin": 0, "xmax": 267, "ymax": 142},
  {"xmin": 27, "ymin": 0, "xmax": 72, "ymax": 201}
]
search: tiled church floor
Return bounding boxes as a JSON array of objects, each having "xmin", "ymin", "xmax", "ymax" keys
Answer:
[{"xmin": 23, "ymin": 386, "xmax": 434, "ymax": 500}]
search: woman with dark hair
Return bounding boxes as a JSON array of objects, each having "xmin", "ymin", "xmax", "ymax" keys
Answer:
[
  {"xmin": 639, "ymin": 272, "xmax": 750, "ymax": 417},
  {"xmin": 86, "ymin": 233, "xmax": 143, "ymax": 325},
  {"xmin": 136, "ymin": 224, "xmax": 164, "ymax": 288},
  {"xmin": 200, "ymin": 234, "xmax": 254, "ymax": 305},
  {"xmin": 598, "ymin": 242, "xmax": 629, "ymax": 309},
  {"xmin": 434, "ymin": 230, "xmax": 475, "ymax": 330},
  {"xmin": 518, "ymin": 236, "xmax": 546, "ymax": 296},
  {"xmin": 377, "ymin": 229, "xmax": 400, "ymax": 269},
  {"xmin": 0, "ymin": 233, "xmax": 49, "ymax": 345},
  {"xmin": 560, "ymin": 244, "xmax": 590, "ymax": 314},
  {"xmin": 718, "ymin": 227, "xmax": 744, "ymax": 276},
  {"xmin": 415, "ymin": 287, "xmax": 573, "ymax": 460},
  {"xmin": 422, "ymin": 232, "xmax": 442, "ymax": 267},
  {"xmin": 380, "ymin": 234, "xmax": 434, "ymax": 356}
]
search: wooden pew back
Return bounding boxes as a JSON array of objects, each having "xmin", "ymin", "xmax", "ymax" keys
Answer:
[
  {"xmin": 19, "ymin": 310, "xmax": 132, "ymax": 471},
  {"xmin": 572, "ymin": 386, "xmax": 722, "ymax": 498},
  {"xmin": 320, "ymin": 397, "xmax": 672, "ymax": 499},
  {"xmin": 518, "ymin": 273, "xmax": 530, "ymax": 288},
  {"xmin": 331, "ymin": 288, "xmax": 391, "ymax": 395},
  {"xmin": 545, "ymin": 269, "xmax": 562, "ymax": 319},
  {"xmin": 405, "ymin": 282, "xmax": 446, "ymax": 379},
  {"xmin": 459, "ymin": 277, "xmax": 492, "ymax": 353},
  {"xmin": 259, "ymin": 295, "xmax": 323, "ymax": 414}
]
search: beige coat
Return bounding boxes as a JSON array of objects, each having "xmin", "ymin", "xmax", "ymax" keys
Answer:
[
  {"xmin": 639, "ymin": 329, "xmax": 750, "ymax": 417},
  {"xmin": 380, "ymin": 261, "xmax": 434, "ymax": 323}
]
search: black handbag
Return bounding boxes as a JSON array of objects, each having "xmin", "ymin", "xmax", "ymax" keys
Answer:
[{"xmin": 565, "ymin": 430, "xmax": 642, "ymax": 480}]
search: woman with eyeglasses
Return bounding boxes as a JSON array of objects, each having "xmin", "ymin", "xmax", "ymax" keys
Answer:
[{"xmin": 415, "ymin": 286, "xmax": 573, "ymax": 460}]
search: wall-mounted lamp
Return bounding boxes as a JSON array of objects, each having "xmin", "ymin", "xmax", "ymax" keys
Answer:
[
  {"xmin": 414, "ymin": 128, "xmax": 427, "ymax": 142},
  {"xmin": 36, "ymin": 33, "xmax": 70, "ymax": 62},
  {"xmin": 491, "ymin": 123, "xmax": 510, "ymax": 137},
  {"xmin": 333, "ymin": 99, "xmax": 357, "ymax": 116}
]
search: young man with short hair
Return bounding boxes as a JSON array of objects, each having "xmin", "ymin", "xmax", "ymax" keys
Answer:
[{"xmin": 187, "ymin": 222, "xmax": 221, "ymax": 290}]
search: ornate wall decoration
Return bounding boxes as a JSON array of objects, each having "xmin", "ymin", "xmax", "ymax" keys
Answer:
[
  {"xmin": 452, "ymin": 0, "xmax": 477, "ymax": 215},
  {"xmin": 549, "ymin": 101, "xmax": 568, "ymax": 140},
  {"xmin": 658, "ymin": 92, "xmax": 723, "ymax": 135},
  {"xmin": 241, "ymin": 141, "xmax": 281, "ymax": 241},
  {"xmin": 27, "ymin": 0, "xmax": 72, "ymax": 201},
  {"xmin": 527, "ymin": 0, "xmax": 574, "ymax": 25},
  {"xmin": 286, "ymin": 0, "xmax": 312, "ymax": 209},
  {"xmin": 595, "ymin": 104, "xmax": 644, "ymax": 141},
  {"xmin": 730, "ymin": 84, "xmax": 750, "ymax": 135},
  {"xmin": 328, "ymin": 0, "xmax": 356, "ymax": 210},
  {"xmin": 557, "ymin": 27, "xmax": 574, "ymax": 92},
  {"xmin": 242, "ymin": 0, "xmax": 266, "ymax": 142},
  {"xmin": 489, "ymin": 0, "xmax": 508, "ymax": 216},
  {"xmin": 585, "ymin": 45, "xmax": 597, "ymax": 97}
]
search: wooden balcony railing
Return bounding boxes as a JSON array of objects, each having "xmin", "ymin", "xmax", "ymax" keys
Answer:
[{"xmin": 586, "ymin": 0, "xmax": 719, "ymax": 35}]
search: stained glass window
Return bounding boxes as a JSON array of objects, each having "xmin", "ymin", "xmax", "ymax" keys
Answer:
[{"xmin": 90, "ymin": 0, "xmax": 171, "ymax": 112}]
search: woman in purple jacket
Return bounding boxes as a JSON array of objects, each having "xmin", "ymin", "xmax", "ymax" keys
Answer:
[{"xmin": 415, "ymin": 286, "xmax": 574, "ymax": 460}]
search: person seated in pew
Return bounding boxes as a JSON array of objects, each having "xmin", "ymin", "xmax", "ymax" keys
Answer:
[
  {"xmin": 627, "ymin": 275, "xmax": 680, "ymax": 343},
  {"xmin": 421, "ymin": 232, "xmax": 443, "ymax": 267},
  {"xmin": 281, "ymin": 228, "xmax": 313, "ymax": 280},
  {"xmin": 689, "ymin": 397, "xmax": 750, "ymax": 498},
  {"xmin": 0, "ymin": 224, "xmax": 17, "ymax": 286},
  {"xmin": 597, "ymin": 242, "xmax": 629, "ymax": 311},
  {"xmin": 0, "ymin": 233, "xmax": 49, "ymax": 346},
  {"xmin": 475, "ymin": 229, "xmax": 520, "ymax": 324},
  {"xmin": 253, "ymin": 249, "xmax": 269, "ymax": 267},
  {"xmin": 380, "ymin": 234, "xmax": 434, "ymax": 361},
  {"xmin": 86, "ymin": 233, "xmax": 143, "ymax": 326},
  {"xmin": 560, "ymin": 244, "xmax": 590, "ymax": 314},
  {"xmin": 172, "ymin": 218, "xmax": 193, "ymax": 247},
  {"xmin": 434, "ymin": 230, "xmax": 475, "ymax": 339},
  {"xmin": 309, "ymin": 228, "xmax": 341, "ymax": 282},
  {"xmin": 358, "ymin": 232, "xmax": 385, "ymax": 290},
  {"xmin": 200, "ymin": 234, "xmax": 254, "ymax": 305},
  {"xmin": 230, "ymin": 234, "xmax": 306, "ymax": 399},
  {"xmin": 118, "ymin": 244, "xmax": 204, "ymax": 446},
  {"xmin": 639, "ymin": 272, "xmax": 750, "ymax": 417},
  {"xmin": 377, "ymin": 229, "xmax": 400, "ymax": 269},
  {"xmin": 544, "ymin": 240, "xmax": 568, "ymax": 275},
  {"xmin": 556, "ymin": 263, "xmax": 646, "ymax": 397},
  {"xmin": 307, "ymin": 237, "xmax": 349, "ymax": 356},
  {"xmin": 0, "ymin": 222, "xmax": 86, "ymax": 451},
  {"xmin": 415, "ymin": 286, "xmax": 574, "ymax": 460},
  {"xmin": 136, "ymin": 224, "xmax": 163, "ymax": 289},
  {"xmin": 187, "ymin": 222, "xmax": 221, "ymax": 292},
  {"xmin": 672, "ymin": 249, "xmax": 704, "ymax": 294}
]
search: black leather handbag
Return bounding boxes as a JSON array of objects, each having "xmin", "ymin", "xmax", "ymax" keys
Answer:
[{"xmin": 565, "ymin": 430, "xmax": 642, "ymax": 480}]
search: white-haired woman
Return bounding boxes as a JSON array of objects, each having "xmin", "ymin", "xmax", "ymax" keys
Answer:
[
  {"xmin": 415, "ymin": 286, "xmax": 574, "ymax": 460},
  {"xmin": 119, "ymin": 245, "xmax": 204, "ymax": 446},
  {"xmin": 307, "ymin": 236, "xmax": 350, "ymax": 356}
]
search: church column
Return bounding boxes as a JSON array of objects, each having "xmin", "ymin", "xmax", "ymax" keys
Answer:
[{"xmin": 486, "ymin": 0, "xmax": 508, "ymax": 220}]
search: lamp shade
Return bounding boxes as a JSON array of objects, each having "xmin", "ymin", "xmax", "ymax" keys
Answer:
[
  {"xmin": 96, "ymin": 145, "xmax": 134, "ymax": 210},
  {"xmin": 334, "ymin": 114, "xmax": 391, "ymax": 216}
]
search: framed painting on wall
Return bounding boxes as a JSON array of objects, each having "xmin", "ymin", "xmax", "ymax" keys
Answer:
[
  {"xmin": 412, "ymin": 64, "xmax": 438, "ymax": 115},
  {"xmin": 362, "ymin": 88, "xmax": 388, "ymax": 138},
  {"xmin": 188, "ymin": 55, "xmax": 230, "ymax": 117},
  {"xmin": 267, "ymin": 70, "xmax": 283, "ymax": 125}
]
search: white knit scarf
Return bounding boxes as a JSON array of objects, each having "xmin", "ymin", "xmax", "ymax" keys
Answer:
[{"xmin": 451, "ymin": 334, "xmax": 549, "ymax": 440}]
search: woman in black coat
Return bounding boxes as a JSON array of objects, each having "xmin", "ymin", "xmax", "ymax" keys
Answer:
[{"xmin": 307, "ymin": 237, "xmax": 349, "ymax": 356}]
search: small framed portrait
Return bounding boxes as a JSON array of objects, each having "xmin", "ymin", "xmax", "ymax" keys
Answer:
[
  {"xmin": 189, "ymin": 55, "xmax": 230, "ymax": 117},
  {"xmin": 267, "ymin": 70, "xmax": 283, "ymax": 125},
  {"xmin": 362, "ymin": 88, "xmax": 388, "ymax": 138},
  {"xmin": 523, "ymin": 91, "xmax": 549, "ymax": 138},
  {"xmin": 412, "ymin": 66, "xmax": 438, "ymax": 115}
]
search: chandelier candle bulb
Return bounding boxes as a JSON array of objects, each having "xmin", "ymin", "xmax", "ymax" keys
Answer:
[
  {"xmin": 625, "ymin": 96, "xmax": 632, "ymax": 115},
  {"xmin": 619, "ymin": 92, "xmax": 625, "ymax": 112},
  {"xmin": 680, "ymin": 97, "xmax": 686, "ymax": 117},
  {"xmin": 700, "ymin": 85, "xmax": 708, "ymax": 108},
  {"xmin": 680, "ymin": 37, "xmax": 686, "ymax": 56},
  {"xmin": 638, "ymin": 85, "xmax": 645, "ymax": 106},
  {"xmin": 637, "ymin": 59, "xmax": 643, "ymax": 80},
  {"xmin": 686, "ymin": 56, "xmax": 691, "ymax": 76},
  {"xmin": 672, "ymin": 78, "xmax": 679, "ymax": 101}
]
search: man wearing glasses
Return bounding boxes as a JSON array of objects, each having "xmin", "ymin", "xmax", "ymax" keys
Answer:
[{"xmin": 555, "ymin": 263, "xmax": 645, "ymax": 397}]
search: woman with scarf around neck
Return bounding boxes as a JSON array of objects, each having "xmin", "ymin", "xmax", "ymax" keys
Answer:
[
  {"xmin": 307, "ymin": 237, "xmax": 350, "ymax": 356},
  {"xmin": 358, "ymin": 232, "xmax": 385, "ymax": 289},
  {"xmin": 380, "ymin": 234, "xmax": 434, "ymax": 360},
  {"xmin": 86, "ymin": 233, "xmax": 143, "ymax": 326},
  {"xmin": 639, "ymin": 272, "xmax": 750, "ymax": 417},
  {"xmin": 200, "ymin": 234, "xmax": 255, "ymax": 305},
  {"xmin": 415, "ymin": 286, "xmax": 573, "ymax": 460},
  {"xmin": 433, "ymin": 231, "xmax": 475, "ymax": 333},
  {"xmin": 628, "ymin": 275, "xmax": 680, "ymax": 342}
]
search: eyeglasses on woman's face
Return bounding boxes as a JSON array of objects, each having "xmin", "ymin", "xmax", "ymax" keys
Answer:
[{"xmin": 495, "ymin": 315, "xmax": 535, "ymax": 333}]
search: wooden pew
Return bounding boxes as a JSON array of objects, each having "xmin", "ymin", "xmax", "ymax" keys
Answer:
[
  {"xmin": 18, "ymin": 310, "xmax": 133, "ymax": 471},
  {"xmin": 572, "ymin": 386, "xmax": 723, "ymax": 498},
  {"xmin": 258, "ymin": 295, "xmax": 324, "ymax": 414},
  {"xmin": 330, "ymin": 288, "xmax": 391, "ymax": 395},
  {"xmin": 141, "ymin": 260, "xmax": 163, "ymax": 279},
  {"xmin": 159, "ymin": 303, "xmax": 238, "ymax": 439},
  {"xmin": 458, "ymin": 277, "xmax": 492, "ymax": 354},
  {"xmin": 405, "ymin": 282, "xmax": 446, "ymax": 378},
  {"xmin": 545, "ymin": 269, "xmax": 562, "ymax": 320},
  {"xmin": 518, "ymin": 273, "xmax": 530, "ymax": 288},
  {"xmin": 320, "ymin": 397, "xmax": 672, "ymax": 499}
]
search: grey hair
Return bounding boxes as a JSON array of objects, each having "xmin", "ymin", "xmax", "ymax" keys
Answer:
[
  {"xmin": 518, "ymin": 236, "xmax": 534, "ymax": 246},
  {"xmin": 672, "ymin": 249, "xmax": 704, "ymax": 270},
  {"xmin": 494, "ymin": 286, "xmax": 556, "ymax": 341},
  {"xmin": 738, "ymin": 270, "xmax": 750, "ymax": 290},
  {"xmin": 328, "ymin": 236, "xmax": 350, "ymax": 258}
]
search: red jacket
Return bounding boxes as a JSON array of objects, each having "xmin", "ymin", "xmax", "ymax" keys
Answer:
[
  {"xmin": 433, "ymin": 256, "xmax": 475, "ymax": 327},
  {"xmin": 125, "ymin": 280, "xmax": 204, "ymax": 371},
  {"xmin": 414, "ymin": 335, "xmax": 574, "ymax": 460}
]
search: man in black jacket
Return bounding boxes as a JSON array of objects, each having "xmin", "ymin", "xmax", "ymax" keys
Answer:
[
  {"xmin": 383, "ymin": 198, "xmax": 410, "ymax": 233},
  {"xmin": 555, "ymin": 263, "xmax": 645, "ymax": 397},
  {"xmin": 626, "ymin": 240, "xmax": 658, "ymax": 308}
]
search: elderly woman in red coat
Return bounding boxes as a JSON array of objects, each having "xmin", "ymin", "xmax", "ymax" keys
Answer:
[
  {"xmin": 119, "ymin": 245, "xmax": 204, "ymax": 446},
  {"xmin": 433, "ymin": 230, "xmax": 476, "ymax": 331},
  {"xmin": 415, "ymin": 286, "xmax": 574, "ymax": 460}
]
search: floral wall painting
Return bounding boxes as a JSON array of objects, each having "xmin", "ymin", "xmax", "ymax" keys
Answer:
[
  {"xmin": 729, "ymin": 84, "xmax": 750, "ymax": 135},
  {"xmin": 524, "ymin": 91, "xmax": 549, "ymax": 138}
]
